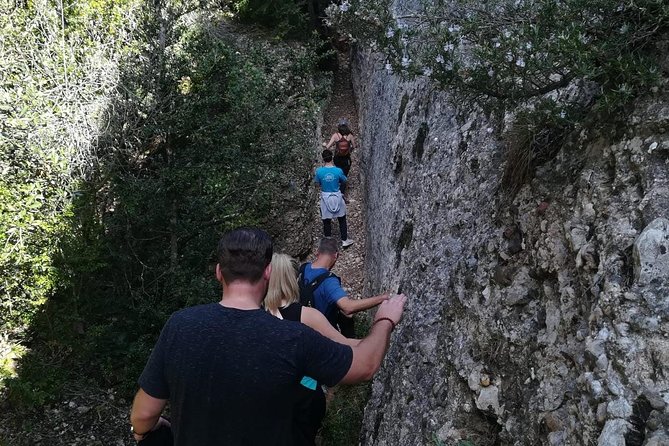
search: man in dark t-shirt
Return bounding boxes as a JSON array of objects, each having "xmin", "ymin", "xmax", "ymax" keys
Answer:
[{"xmin": 130, "ymin": 228, "xmax": 407, "ymax": 445}]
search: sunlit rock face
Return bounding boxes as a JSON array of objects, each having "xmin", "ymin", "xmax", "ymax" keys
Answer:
[{"xmin": 352, "ymin": 43, "xmax": 669, "ymax": 446}]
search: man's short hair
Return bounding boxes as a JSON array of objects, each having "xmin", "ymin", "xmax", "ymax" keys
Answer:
[
  {"xmin": 322, "ymin": 150, "xmax": 333, "ymax": 162},
  {"xmin": 317, "ymin": 237, "xmax": 339, "ymax": 255},
  {"xmin": 218, "ymin": 228, "xmax": 273, "ymax": 284}
]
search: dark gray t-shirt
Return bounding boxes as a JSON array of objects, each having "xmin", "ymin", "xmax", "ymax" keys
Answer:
[{"xmin": 139, "ymin": 303, "xmax": 353, "ymax": 445}]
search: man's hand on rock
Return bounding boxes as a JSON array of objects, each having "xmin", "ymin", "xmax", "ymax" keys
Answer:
[{"xmin": 374, "ymin": 293, "xmax": 407, "ymax": 326}]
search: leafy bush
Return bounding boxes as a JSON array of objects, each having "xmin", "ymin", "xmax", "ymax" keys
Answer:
[
  {"xmin": 0, "ymin": 0, "xmax": 134, "ymax": 337},
  {"xmin": 1, "ymin": 0, "xmax": 327, "ymax": 409},
  {"xmin": 232, "ymin": 0, "xmax": 310, "ymax": 37},
  {"xmin": 326, "ymin": 0, "xmax": 667, "ymax": 109}
]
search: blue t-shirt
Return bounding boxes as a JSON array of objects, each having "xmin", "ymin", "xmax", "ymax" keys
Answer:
[
  {"xmin": 314, "ymin": 166, "xmax": 347, "ymax": 193},
  {"xmin": 303, "ymin": 263, "xmax": 348, "ymax": 324},
  {"xmin": 139, "ymin": 303, "xmax": 352, "ymax": 445}
]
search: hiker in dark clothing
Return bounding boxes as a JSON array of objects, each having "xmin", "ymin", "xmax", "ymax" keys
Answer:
[
  {"xmin": 265, "ymin": 253, "xmax": 360, "ymax": 446},
  {"xmin": 129, "ymin": 228, "xmax": 407, "ymax": 445},
  {"xmin": 323, "ymin": 120, "xmax": 355, "ymax": 194}
]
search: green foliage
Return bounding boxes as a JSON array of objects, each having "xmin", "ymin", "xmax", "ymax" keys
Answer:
[
  {"xmin": 1, "ymin": 0, "xmax": 327, "ymax": 410},
  {"xmin": 326, "ymin": 0, "xmax": 668, "ymax": 108},
  {"xmin": 232, "ymin": 0, "xmax": 311, "ymax": 37},
  {"xmin": 0, "ymin": 0, "xmax": 131, "ymax": 336}
]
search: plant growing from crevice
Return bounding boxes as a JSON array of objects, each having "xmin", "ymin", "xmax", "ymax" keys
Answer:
[{"xmin": 501, "ymin": 99, "xmax": 584, "ymax": 194}]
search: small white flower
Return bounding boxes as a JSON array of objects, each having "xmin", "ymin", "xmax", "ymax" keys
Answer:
[
  {"xmin": 516, "ymin": 58, "xmax": 525, "ymax": 67},
  {"xmin": 401, "ymin": 56, "xmax": 411, "ymax": 68},
  {"xmin": 443, "ymin": 43, "xmax": 454, "ymax": 52},
  {"xmin": 525, "ymin": 42, "xmax": 532, "ymax": 50},
  {"xmin": 503, "ymin": 30, "xmax": 511, "ymax": 38},
  {"xmin": 559, "ymin": 111, "xmax": 566, "ymax": 118},
  {"xmin": 488, "ymin": 68, "xmax": 495, "ymax": 77},
  {"xmin": 448, "ymin": 25, "xmax": 461, "ymax": 33},
  {"xmin": 486, "ymin": 127, "xmax": 494, "ymax": 133},
  {"xmin": 385, "ymin": 63, "xmax": 392, "ymax": 72},
  {"xmin": 494, "ymin": 41, "xmax": 501, "ymax": 48},
  {"xmin": 339, "ymin": 1, "xmax": 350, "ymax": 12},
  {"xmin": 506, "ymin": 52, "xmax": 514, "ymax": 62},
  {"xmin": 386, "ymin": 28, "xmax": 395, "ymax": 38},
  {"xmin": 423, "ymin": 67, "xmax": 433, "ymax": 76},
  {"xmin": 435, "ymin": 54, "xmax": 445, "ymax": 64}
]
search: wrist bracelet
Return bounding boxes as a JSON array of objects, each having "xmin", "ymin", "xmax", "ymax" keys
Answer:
[{"xmin": 373, "ymin": 317, "xmax": 396, "ymax": 331}]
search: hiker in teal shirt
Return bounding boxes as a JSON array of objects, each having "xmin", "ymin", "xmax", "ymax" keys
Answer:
[{"xmin": 314, "ymin": 150, "xmax": 353, "ymax": 248}]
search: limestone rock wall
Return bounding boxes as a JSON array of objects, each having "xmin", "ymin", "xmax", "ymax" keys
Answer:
[{"xmin": 352, "ymin": 46, "xmax": 669, "ymax": 446}]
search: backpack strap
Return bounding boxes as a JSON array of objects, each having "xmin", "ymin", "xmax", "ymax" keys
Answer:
[
  {"xmin": 298, "ymin": 263, "xmax": 339, "ymax": 307},
  {"xmin": 310, "ymin": 271, "xmax": 337, "ymax": 291}
]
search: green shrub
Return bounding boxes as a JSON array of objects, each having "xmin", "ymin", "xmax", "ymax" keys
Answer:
[
  {"xmin": 326, "ymin": 0, "xmax": 667, "ymax": 109},
  {"xmin": 1, "ymin": 0, "xmax": 327, "ymax": 409},
  {"xmin": 232, "ymin": 0, "xmax": 310, "ymax": 37}
]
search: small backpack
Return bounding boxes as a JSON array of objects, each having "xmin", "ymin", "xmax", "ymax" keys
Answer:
[
  {"xmin": 298, "ymin": 263, "xmax": 338, "ymax": 308},
  {"xmin": 297, "ymin": 264, "xmax": 355, "ymax": 336},
  {"xmin": 335, "ymin": 134, "xmax": 351, "ymax": 156}
]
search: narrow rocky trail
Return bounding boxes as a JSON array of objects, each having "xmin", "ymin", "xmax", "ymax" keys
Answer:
[{"xmin": 310, "ymin": 49, "xmax": 367, "ymax": 302}]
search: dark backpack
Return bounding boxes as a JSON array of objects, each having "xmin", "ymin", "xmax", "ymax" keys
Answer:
[
  {"xmin": 335, "ymin": 135, "xmax": 351, "ymax": 156},
  {"xmin": 297, "ymin": 263, "xmax": 357, "ymax": 337},
  {"xmin": 298, "ymin": 263, "xmax": 338, "ymax": 309}
]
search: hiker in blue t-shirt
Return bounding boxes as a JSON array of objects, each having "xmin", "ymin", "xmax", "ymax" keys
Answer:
[
  {"xmin": 302, "ymin": 238, "xmax": 390, "ymax": 332},
  {"xmin": 314, "ymin": 149, "xmax": 353, "ymax": 248}
]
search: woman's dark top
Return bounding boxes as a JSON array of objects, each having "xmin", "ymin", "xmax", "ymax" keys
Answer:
[{"xmin": 278, "ymin": 302, "xmax": 302, "ymax": 322}]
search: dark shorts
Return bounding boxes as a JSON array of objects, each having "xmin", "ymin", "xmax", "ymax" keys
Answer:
[
  {"xmin": 293, "ymin": 385, "xmax": 326, "ymax": 446},
  {"xmin": 333, "ymin": 154, "xmax": 351, "ymax": 176}
]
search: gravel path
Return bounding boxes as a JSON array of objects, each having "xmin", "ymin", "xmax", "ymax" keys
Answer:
[{"xmin": 310, "ymin": 49, "xmax": 366, "ymax": 302}]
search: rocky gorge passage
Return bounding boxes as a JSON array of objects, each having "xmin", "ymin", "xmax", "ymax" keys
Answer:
[
  {"xmin": 352, "ymin": 43, "xmax": 669, "ymax": 446},
  {"xmin": 301, "ymin": 47, "xmax": 367, "ymax": 301}
]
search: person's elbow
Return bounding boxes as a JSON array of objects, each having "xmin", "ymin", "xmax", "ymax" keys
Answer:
[
  {"xmin": 130, "ymin": 388, "xmax": 165, "ymax": 424},
  {"xmin": 130, "ymin": 403, "xmax": 155, "ymax": 425},
  {"xmin": 340, "ymin": 350, "xmax": 379, "ymax": 384},
  {"xmin": 337, "ymin": 298, "xmax": 355, "ymax": 316},
  {"xmin": 341, "ymin": 307, "xmax": 355, "ymax": 317}
]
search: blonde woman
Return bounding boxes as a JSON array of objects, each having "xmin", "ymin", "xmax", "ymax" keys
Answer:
[{"xmin": 266, "ymin": 253, "xmax": 360, "ymax": 445}]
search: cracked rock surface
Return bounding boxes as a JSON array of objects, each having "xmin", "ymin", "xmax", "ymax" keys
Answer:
[{"xmin": 352, "ymin": 42, "xmax": 669, "ymax": 446}]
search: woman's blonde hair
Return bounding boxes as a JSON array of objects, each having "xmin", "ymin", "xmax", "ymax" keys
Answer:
[{"xmin": 265, "ymin": 253, "xmax": 300, "ymax": 314}]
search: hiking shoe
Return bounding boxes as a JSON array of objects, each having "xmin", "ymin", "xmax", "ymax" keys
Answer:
[{"xmin": 342, "ymin": 239, "xmax": 354, "ymax": 248}]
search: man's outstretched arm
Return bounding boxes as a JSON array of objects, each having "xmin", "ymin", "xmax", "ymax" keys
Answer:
[
  {"xmin": 337, "ymin": 292, "xmax": 389, "ymax": 316},
  {"xmin": 340, "ymin": 294, "xmax": 407, "ymax": 384}
]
